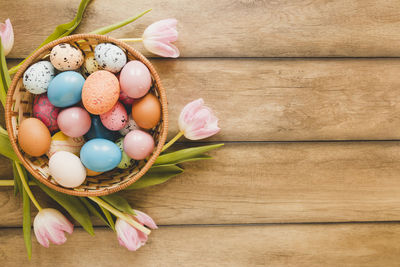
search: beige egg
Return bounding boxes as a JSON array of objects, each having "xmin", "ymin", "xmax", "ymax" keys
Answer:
[{"xmin": 50, "ymin": 43, "xmax": 84, "ymax": 71}]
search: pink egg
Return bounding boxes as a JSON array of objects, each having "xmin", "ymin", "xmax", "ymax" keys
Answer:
[
  {"xmin": 119, "ymin": 61, "xmax": 151, "ymax": 98},
  {"xmin": 57, "ymin": 107, "xmax": 91, "ymax": 137},
  {"xmin": 119, "ymin": 90, "xmax": 135, "ymax": 106},
  {"xmin": 100, "ymin": 101, "xmax": 128, "ymax": 131},
  {"xmin": 123, "ymin": 130, "xmax": 154, "ymax": 160},
  {"xmin": 33, "ymin": 94, "xmax": 61, "ymax": 133}
]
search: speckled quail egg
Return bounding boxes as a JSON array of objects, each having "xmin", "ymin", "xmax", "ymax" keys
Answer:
[
  {"xmin": 23, "ymin": 61, "xmax": 55, "ymax": 94},
  {"xmin": 94, "ymin": 43, "xmax": 127, "ymax": 73},
  {"xmin": 119, "ymin": 114, "xmax": 140, "ymax": 136},
  {"xmin": 50, "ymin": 43, "xmax": 84, "ymax": 71},
  {"xmin": 115, "ymin": 137, "xmax": 134, "ymax": 169},
  {"xmin": 81, "ymin": 52, "xmax": 100, "ymax": 77}
]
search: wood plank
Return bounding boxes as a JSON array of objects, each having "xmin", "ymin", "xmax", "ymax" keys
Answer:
[
  {"xmin": 7, "ymin": 58, "xmax": 400, "ymax": 141},
  {"xmin": 4, "ymin": 0, "xmax": 400, "ymax": 58},
  {"xmin": 1, "ymin": 223, "xmax": 400, "ymax": 266},
  {"xmin": 3, "ymin": 141, "xmax": 400, "ymax": 226}
]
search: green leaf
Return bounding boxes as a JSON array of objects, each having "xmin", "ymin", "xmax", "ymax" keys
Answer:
[
  {"xmin": 155, "ymin": 144, "xmax": 224, "ymax": 166},
  {"xmin": 125, "ymin": 165, "xmax": 184, "ymax": 190},
  {"xmin": 8, "ymin": 0, "xmax": 91, "ymax": 75},
  {"xmin": 100, "ymin": 194, "xmax": 135, "ymax": 215},
  {"xmin": 12, "ymin": 161, "xmax": 22, "ymax": 196},
  {"xmin": 0, "ymin": 37, "xmax": 11, "ymax": 107},
  {"xmin": 80, "ymin": 197, "xmax": 115, "ymax": 231},
  {"xmin": 90, "ymin": 9, "xmax": 152, "ymax": 35},
  {"xmin": 0, "ymin": 131, "xmax": 19, "ymax": 161},
  {"xmin": 14, "ymin": 163, "xmax": 32, "ymax": 259},
  {"xmin": 22, "ymin": 184, "xmax": 32, "ymax": 260},
  {"xmin": 99, "ymin": 205, "xmax": 115, "ymax": 231},
  {"xmin": 34, "ymin": 180, "xmax": 94, "ymax": 236}
]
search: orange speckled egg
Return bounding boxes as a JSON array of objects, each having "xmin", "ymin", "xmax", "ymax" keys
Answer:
[
  {"xmin": 18, "ymin": 118, "xmax": 51, "ymax": 156},
  {"xmin": 82, "ymin": 70, "xmax": 120, "ymax": 115}
]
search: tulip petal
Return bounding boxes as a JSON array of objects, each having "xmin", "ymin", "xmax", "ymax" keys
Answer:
[
  {"xmin": 134, "ymin": 210, "xmax": 158, "ymax": 229},
  {"xmin": 143, "ymin": 40, "xmax": 180, "ymax": 58},
  {"xmin": 115, "ymin": 218, "xmax": 143, "ymax": 251}
]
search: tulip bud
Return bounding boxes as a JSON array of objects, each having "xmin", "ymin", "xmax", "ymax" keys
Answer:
[
  {"xmin": 142, "ymin": 18, "xmax": 179, "ymax": 58},
  {"xmin": 178, "ymin": 98, "xmax": 220, "ymax": 140},
  {"xmin": 33, "ymin": 208, "xmax": 74, "ymax": 248},
  {"xmin": 115, "ymin": 210, "xmax": 157, "ymax": 251},
  {"xmin": 0, "ymin": 19, "xmax": 14, "ymax": 56}
]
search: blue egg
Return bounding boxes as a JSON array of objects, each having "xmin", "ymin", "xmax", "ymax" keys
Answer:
[
  {"xmin": 80, "ymin": 138, "xmax": 122, "ymax": 172},
  {"xmin": 47, "ymin": 71, "xmax": 85, "ymax": 107},
  {"xmin": 84, "ymin": 115, "xmax": 119, "ymax": 141}
]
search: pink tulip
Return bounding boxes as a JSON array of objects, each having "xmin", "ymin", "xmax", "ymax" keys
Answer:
[
  {"xmin": 115, "ymin": 210, "xmax": 157, "ymax": 251},
  {"xmin": 0, "ymin": 19, "xmax": 14, "ymax": 56},
  {"xmin": 142, "ymin": 18, "xmax": 179, "ymax": 58},
  {"xmin": 33, "ymin": 208, "xmax": 74, "ymax": 248},
  {"xmin": 178, "ymin": 98, "xmax": 220, "ymax": 140}
]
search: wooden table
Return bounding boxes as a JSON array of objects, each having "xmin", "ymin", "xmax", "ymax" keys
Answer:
[{"xmin": 2, "ymin": 0, "xmax": 400, "ymax": 266}]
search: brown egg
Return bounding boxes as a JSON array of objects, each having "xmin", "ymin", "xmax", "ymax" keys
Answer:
[
  {"xmin": 86, "ymin": 167, "xmax": 103, "ymax": 176},
  {"xmin": 131, "ymin": 93, "xmax": 161, "ymax": 129},
  {"xmin": 18, "ymin": 118, "xmax": 51, "ymax": 156}
]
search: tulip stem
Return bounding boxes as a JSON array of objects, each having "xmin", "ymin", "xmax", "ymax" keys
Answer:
[
  {"xmin": 15, "ymin": 162, "xmax": 42, "ymax": 211},
  {"xmin": 0, "ymin": 180, "xmax": 36, "ymax": 186},
  {"xmin": 88, "ymin": 196, "xmax": 151, "ymax": 235},
  {"xmin": 161, "ymin": 131, "xmax": 184, "ymax": 152},
  {"xmin": 118, "ymin": 38, "xmax": 143, "ymax": 43}
]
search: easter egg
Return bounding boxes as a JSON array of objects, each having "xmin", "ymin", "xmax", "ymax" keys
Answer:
[
  {"xmin": 49, "ymin": 151, "xmax": 86, "ymax": 188},
  {"xmin": 47, "ymin": 71, "xmax": 85, "ymax": 107},
  {"xmin": 57, "ymin": 107, "xmax": 91, "ymax": 137},
  {"xmin": 119, "ymin": 60, "xmax": 152, "ymax": 98},
  {"xmin": 86, "ymin": 168, "xmax": 103, "ymax": 176},
  {"xmin": 123, "ymin": 130, "xmax": 154, "ymax": 160},
  {"xmin": 115, "ymin": 138, "xmax": 134, "ymax": 169},
  {"xmin": 119, "ymin": 114, "xmax": 139, "ymax": 136},
  {"xmin": 119, "ymin": 90, "xmax": 135, "ymax": 107},
  {"xmin": 84, "ymin": 115, "xmax": 119, "ymax": 141},
  {"xmin": 82, "ymin": 52, "xmax": 100, "ymax": 77},
  {"xmin": 33, "ymin": 94, "xmax": 60, "ymax": 133},
  {"xmin": 80, "ymin": 138, "xmax": 122, "ymax": 172},
  {"xmin": 18, "ymin": 118, "xmax": 51, "ymax": 156},
  {"xmin": 94, "ymin": 43, "xmax": 127, "ymax": 73},
  {"xmin": 100, "ymin": 102, "xmax": 128, "ymax": 131},
  {"xmin": 50, "ymin": 43, "xmax": 84, "ymax": 71},
  {"xmin": 131, "ymin": 93, "xmax": 161, "ymax": 129},
  {"xmin": 23, "ymin": 61, "xmax": 55, "ymax": 94},
  {"xmin": 47, "ymin": 131, "xmax": 85, "ymax": 157},
  {"xmin": 82, "ymin": 70, "xmax": 120, "ymax": 114}
]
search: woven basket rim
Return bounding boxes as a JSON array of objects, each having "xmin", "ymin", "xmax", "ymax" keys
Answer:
[{"xmin": 5, "ymin": 34, "xmax": 169, "ymax": 197}]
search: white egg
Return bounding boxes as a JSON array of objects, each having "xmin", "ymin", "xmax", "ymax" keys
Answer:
[
  {"xmin": 119, "ymin": 114, "xmax": 139, "ymax": 136},
  {"xmin": 49, "ymin": 151, "xmax": 86, "ymax": 188},
  {"xmin": 23, "ymin": 61, "xmax": 55, "ymax": 94},
  {"xmin": 94, "ymin": 43, "xmax": 127, "ymax": 73}
]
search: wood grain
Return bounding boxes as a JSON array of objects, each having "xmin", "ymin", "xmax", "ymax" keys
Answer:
[
  {"xmin": 1, "ymin": 223, "xmax": 400, "ymax": 267},
  {"xmin": 4, "ymin": 0, "xmax": 400, "ymax": 58},
  {"xmin": 7, "ymin": 58, "xmax": 400, "ymax": 141},
  {"xmin": 3, "ymin": 141, "xmax": 400, "ymax": 226}
]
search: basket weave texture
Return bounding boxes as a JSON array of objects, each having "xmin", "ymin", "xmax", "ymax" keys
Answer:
[{"xmin": 5, "ymin": 34, "xmax": 168, "ymax": 197}]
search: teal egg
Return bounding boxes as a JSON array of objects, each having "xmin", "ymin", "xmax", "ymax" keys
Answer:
[
  {"xmin": 115, "ymin": 138, "xmax": 134, "ymax": 169},
  {"xmin": 47, "ymin": 71, "xmax": 85, "ymax": 107},
  {"xmin": 80, "ymin": 138, "xmax": 122, "ymax": 172}
]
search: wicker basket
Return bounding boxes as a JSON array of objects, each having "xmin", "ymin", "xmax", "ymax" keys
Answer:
[{"xmin": 5, "ymin": 34, "xmax": 168, "ymax": 197}]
